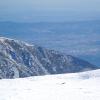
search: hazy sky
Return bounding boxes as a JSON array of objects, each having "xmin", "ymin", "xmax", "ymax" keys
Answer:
[{"xmin": 0, "ymin": 0, "xmax": 100, "ymax": 22}]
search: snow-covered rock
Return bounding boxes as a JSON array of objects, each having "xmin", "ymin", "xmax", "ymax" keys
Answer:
[{"xmin": 0, "ymin": 37, "xmax": 99, "ymax": 79}]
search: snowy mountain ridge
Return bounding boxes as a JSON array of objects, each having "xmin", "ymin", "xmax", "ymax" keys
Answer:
[{"xmin": 0, "ymin": 37, "xmax": 98, "ymax": 79}]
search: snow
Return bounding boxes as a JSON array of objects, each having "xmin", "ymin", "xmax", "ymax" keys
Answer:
[
  {"xmin": 0, "ymin": 69, "xmax": 100, "ymax": 100},
  {"xmin": 0, "ymin": 36, "xmax": 35, "ymax": 47}
]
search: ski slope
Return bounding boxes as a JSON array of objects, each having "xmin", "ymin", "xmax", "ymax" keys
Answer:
[{"xmin": 0, "ymin": 69, "xmax": 100, "ymax": 100}]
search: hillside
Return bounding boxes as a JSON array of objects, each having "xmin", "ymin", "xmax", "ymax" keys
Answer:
[{"xmin": 0, "ymin": 37, "xmax": 98, "ymax": 79}]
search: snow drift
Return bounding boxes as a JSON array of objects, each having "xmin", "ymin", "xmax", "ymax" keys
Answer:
[{"xmin": 0, "ymin": 69, "xmax": 100, "ymax": 100}]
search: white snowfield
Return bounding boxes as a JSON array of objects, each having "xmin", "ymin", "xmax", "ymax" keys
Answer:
[{"xmin": 0, "ymin": 69, "xmax": 100, "ymax": 100}]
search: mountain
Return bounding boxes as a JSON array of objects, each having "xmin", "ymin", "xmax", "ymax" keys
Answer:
[{"xmin": 0, "ymin": 37, "xmax": 98, "ymax": 79}]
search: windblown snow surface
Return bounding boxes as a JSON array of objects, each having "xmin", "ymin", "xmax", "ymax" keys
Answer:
[{"xmin": 0, "ymin": 69, "xmax": 100, "ymax": 100}]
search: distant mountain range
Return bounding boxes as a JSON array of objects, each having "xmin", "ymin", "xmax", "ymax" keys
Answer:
[
  {"xmin": 0, "ymin": 37, "xmax": 99, "ymax": 79},
  {"xmin": 0, "ymin": 21, "xmax": 100, "ymax": 66}
]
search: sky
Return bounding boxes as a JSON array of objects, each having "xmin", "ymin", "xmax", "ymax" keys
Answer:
[{"xmin": 0, "ymin": 0, "xmax": 100, "ymax": 22}]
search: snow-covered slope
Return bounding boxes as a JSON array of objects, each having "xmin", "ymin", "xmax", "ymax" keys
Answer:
[
  {"xmin": 0, "ymin": 69, "xmax": 100, "ymax": 100},
  {"xmin": 0, "ymin": 37, "xmax": 98, "ymax": 79}
]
